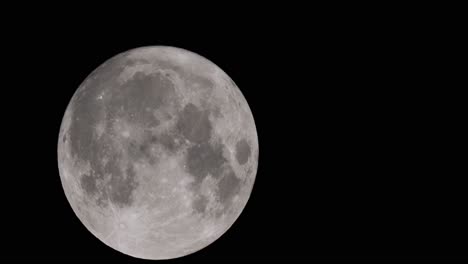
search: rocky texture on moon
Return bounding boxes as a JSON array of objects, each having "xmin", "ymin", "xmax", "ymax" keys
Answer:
[{"xmin": 57, "ymin": 46, "xmax": 258, "ymax": 259}]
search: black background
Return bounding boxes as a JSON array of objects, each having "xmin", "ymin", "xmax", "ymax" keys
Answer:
[{"xmin": 1, "ymin": 3, "xmax": 465, "ymax": 262}]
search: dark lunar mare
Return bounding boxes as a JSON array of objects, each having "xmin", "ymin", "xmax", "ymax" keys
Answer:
[
  {"xmin": 217, "ymin": 167, "xmax": 241, "ymax": 205},
  {"xmin": 185, "ymin": 141, "xmax": 226, "ymax": 182},
  {"xmin": 69, "ymin": 55, "xmax": 176, "ymax": 210},
  {"xmin": 235, "ymin": 138, "xmax": 251, "ymax": 165},
  {"xmin": 178, "ymin": 103, "xmax": 242, "ymax": 215},
  {"xmin": 69, "ymin": 53, "xmax": 245, "ymax": 216},
  {"xmin": 107, "ymin": 71, "xmax": 174, "ymax": 127},
  {"xmin": 158, "ymin": 130, "xmax": 183, "ymax": 153},
  {"xmin": 176, "ymin": 103, "xmax": 212, "ymax": 143},
  {"xmin": 69, "ymin": 54, "xmax": 128, "ymax": 166},
  {"xmin": 108, "ymin": 163, "xmax": 138, "ymax": 207},
  {"xmin": 80, "ymin": 173, "xmax": 98, "ymax": 196}
]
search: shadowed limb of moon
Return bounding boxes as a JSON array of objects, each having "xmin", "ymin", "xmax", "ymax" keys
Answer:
[{"xmin": 57, "ymin": 46, "xmax": 258, "ymax": 260}]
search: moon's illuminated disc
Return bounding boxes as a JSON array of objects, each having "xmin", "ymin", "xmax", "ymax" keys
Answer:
[{"xmin": 57, "ymin": 46, "xmax": 258, "ymax": 259}]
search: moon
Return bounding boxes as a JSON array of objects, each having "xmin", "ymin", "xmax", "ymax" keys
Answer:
[{"xmin": 57, "ymin": 46, "xmax": 258, "ymax": 259}]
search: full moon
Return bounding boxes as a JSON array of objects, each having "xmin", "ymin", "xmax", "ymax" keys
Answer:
[{"xmin": 57, "ymin": 46, "xmax": 258, "ymax": 259}]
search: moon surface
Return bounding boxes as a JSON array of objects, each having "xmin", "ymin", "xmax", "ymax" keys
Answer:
[{"xmin": 57, "ymin": 46, "xmax": 258, "ymax": 259}]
